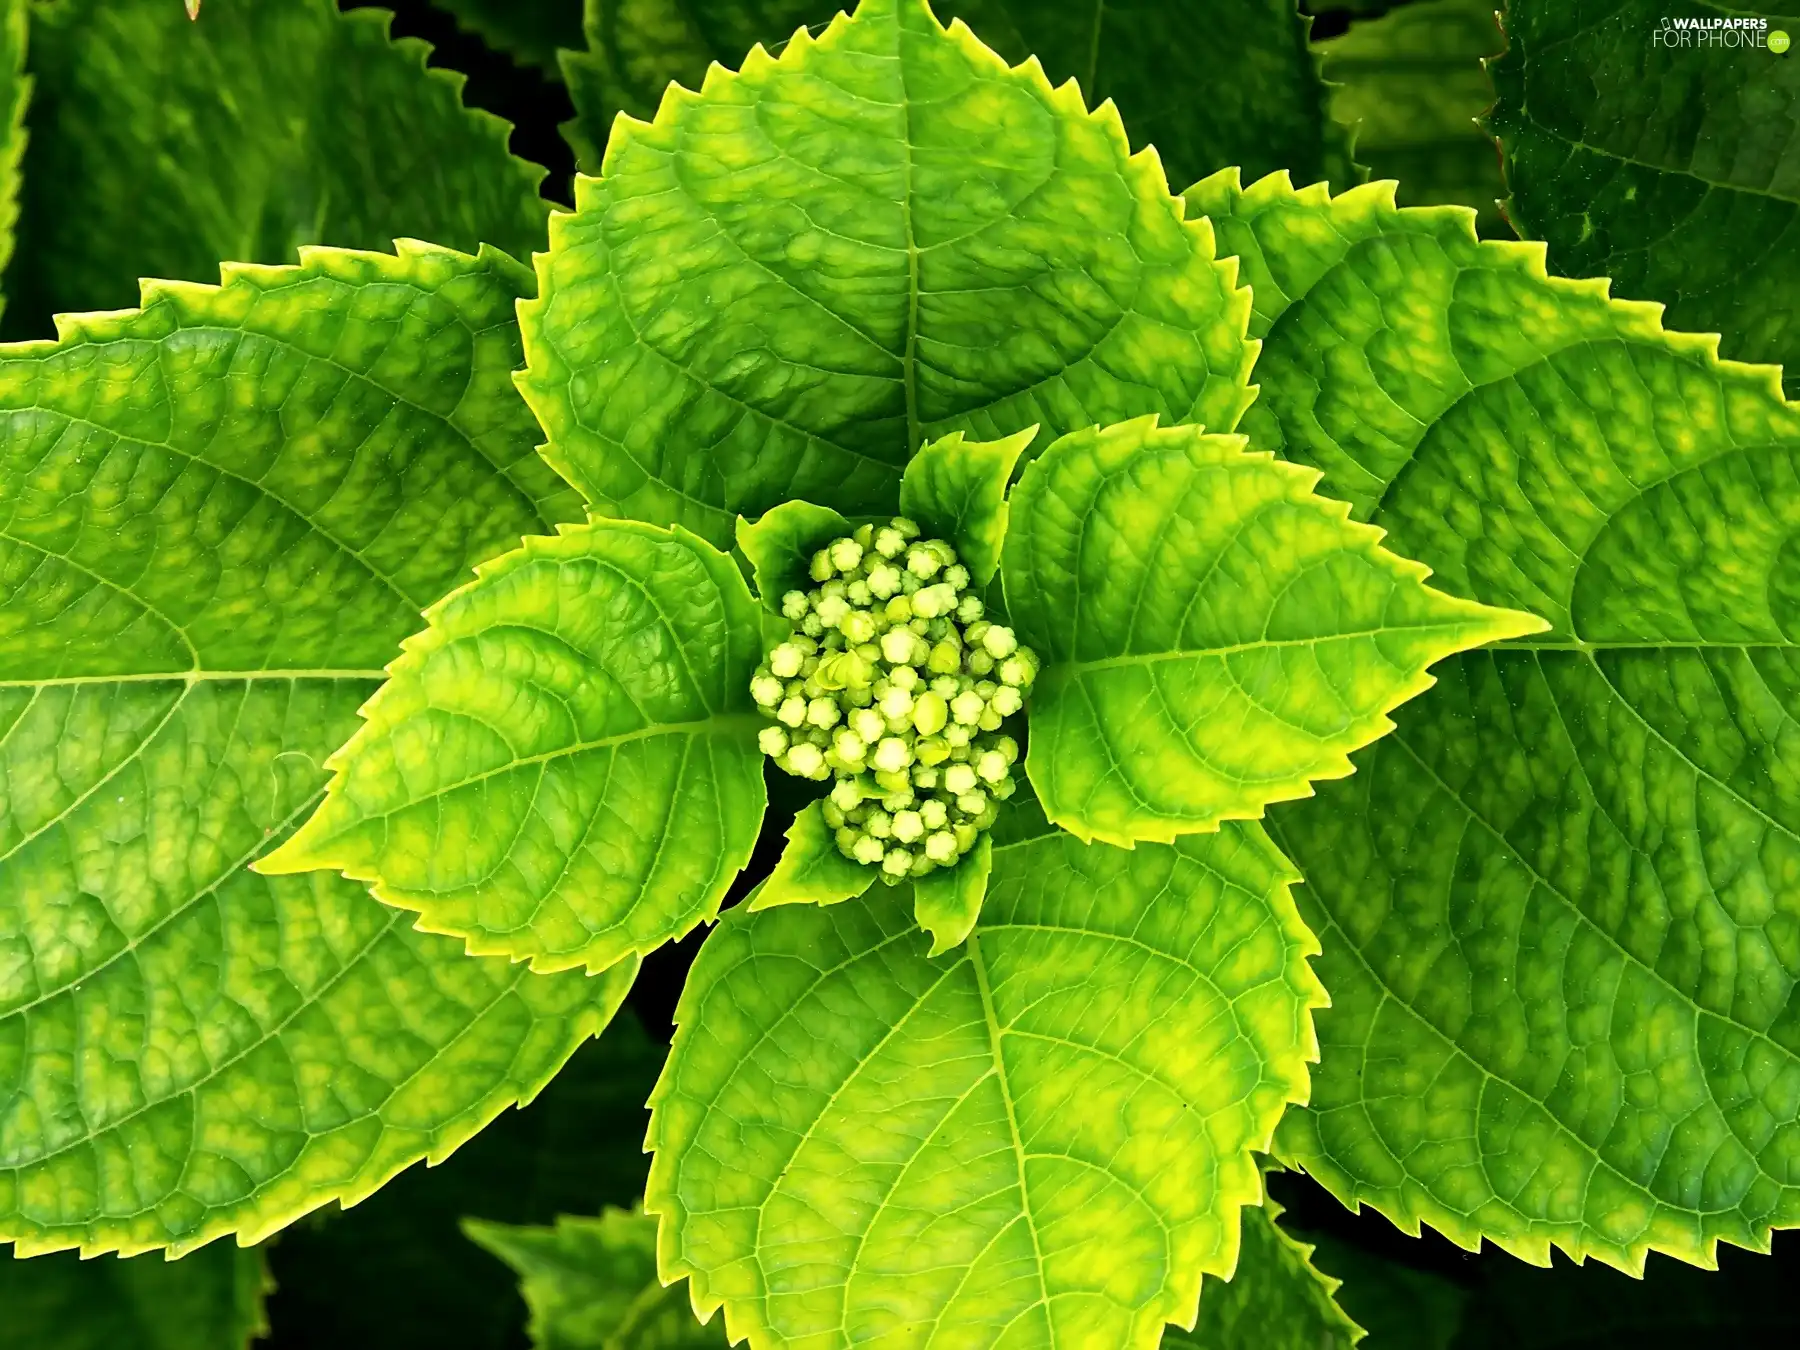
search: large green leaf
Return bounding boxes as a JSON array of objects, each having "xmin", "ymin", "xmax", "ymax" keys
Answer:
[
  {"xmin": 1186, "ymin": 170, "xmax": 1800, "ymax": 1269},
  {"xmin": 1315, "ymin": 0, "xmax": 1507, "ymax": 233},
  {"xmin": 0, "ymin": 0, "xmax": 26, "ymax": 326},
  {"xmin": 5, "ymin": 0, "xmax": 550, "ymax": 338},
  {"xmin": 0, "ymin": 1242, "xmax": 269, "ymax": 1350},
  {"xmin": 1001, "ymin": 417, "xmax": 1544, "ymax": 846},
  {"xmin": 467, "ymin": 1206, "xmax": 728, "ymax": 1349},
  {"xmin": 1159, "ymin": 1202, "xmax": 1363, "ymax": 1349},
  {"xmin": 1488, "ymin": 0, "xmax": 1800, "ymax": 396},
  {"xmin": 646, "ymin": 803, "xmax": 1325, "ymax": 1349},
  {"xmin": 265, "ymin": 1011, "xmax": 665, "ymax": 1350},
  {"xmin": 434, "ymin": 0, "xmax": 586, "ymax": 72},
  {"xmin": 259, "ymin": 519, "xmax": 769, "ymax": 975},
  {"xmin": 0, "ymin": 242, "xmax": 626, "ymax": 1257},
  {"xmin": 524, "ymin": 0, "xmax": 1256, "ymax": 549},
  {"xmin": 564, "ymin": 0, "xmax": 1357, "ymax": 194}
]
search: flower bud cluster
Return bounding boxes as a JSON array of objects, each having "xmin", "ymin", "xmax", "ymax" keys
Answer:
[{"xmin": 751, "ymin": 517, "xmax": 1038, "ymax": 880}]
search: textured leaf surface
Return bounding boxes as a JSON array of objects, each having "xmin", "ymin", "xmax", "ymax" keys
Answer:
[
  {"xmin": 1489, "ymin": 0, "xmax": 1800, "ymax": 396},
  {"xmin": 1316, "ymin": 0, "xmax": 1506, "ymax": 233},
  {"xmin": 469, "ymin": 1207, "xmax": 727, "ymax": 1350},
  {"xmin": 6, "ymin": 0, "xmax": 550, "ymax": 337},
  {"xmin": 524, "ymin": 0, "xmax": 1256, "ymax": 548},
  {"xmin": 436, "ymin": 0, "xmax": 586, "ymax": 72},
  {"xmin": 563, "ymin": 0, "xmax": 1356, "ymax": 193},
  {"xmin": 1159, "ymin": 1202, "xmax": 1362, "ymax": 1349},
  {"xmin": 737, "ymin": 501, "xmax": 854, "ymax": 613},
  {"xmin": 1002, "ymin": 417, "xmax": 1544, "ymax": 846},
  {"xmin": 0, "ymin": 1242, "xmax": 268, "ymax": 1350},
  {"xmin": 899, "ymin": 427, "xmax": 1033, "ymax": 586},
  {"xmin": 261, "ymin": 520, "xmax": 767, "ymax": 974},
  {"xmin": 647, "ymin": 812, "xmax": 1325, "ymax": 1349},
  {"xmin": 1189, "ymin": 171, "xmax": 1800, "ymax": 1269},
  {"xmin": 910, "ymin": 831, "xmax": 990, "ymax": 955},
  {"xmin": 0, "ymin": 242, "xmax": 623, "ymax": 1257},
  {"xmin": 750, "ymin": 801, "xmax": 875, "ymax": 911},
  {"xmin": 0, "ymin": 0, "xmax": 26, "ymax": 326}
]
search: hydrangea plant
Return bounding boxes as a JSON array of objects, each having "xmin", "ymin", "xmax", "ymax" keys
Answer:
[{"xmin": 2, "ymin": 0, "xmax": 1798, "ymax": 1347}]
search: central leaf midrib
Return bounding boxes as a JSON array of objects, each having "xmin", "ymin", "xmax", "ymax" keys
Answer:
[
  {"xmin": 1056, "ymin": 625, "xmax": 1495, "ymax": 675},
  {"xmin": 966, "ymin": 932, "xmax": 1053, "ymax": 1340},
  {"xmin": 0, "ymin": 668, "xmax": 391, "ymax": 686},
  {"xmin": 896, "ymin": 9, "xmax": 922, "ymax": 454}
]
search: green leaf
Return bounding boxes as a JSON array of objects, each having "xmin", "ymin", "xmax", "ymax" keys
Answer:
[
  {"xmin": 259, "ymin": 519, "xmax": 769, "ymax": 975},
  {"xmin": 0, "ymin": 1243, "xmax": 269, "ymax": 1350},
  {"xmin": 1489, "ymin": 0, "xmax": 1800, "ymax": 397},
  {"xmin": 435, "ymin": 0, "xmax": 586, "ymax": 73},
  {"xmin": 899, "ymin": 426, "xmax": 1034, "ymax": 586},
  {"xmin": 561, "ymin": 0, "xmax": 1357, "ymax": 194},
  {"xmin": 1315, "ymin": 0, "xmax": 1507, "ymax": 234},
  {"xmin": 0, "ymin": 241, "xmax": 627, "ymax": 1258},
  {"xmin": 749, "ymin": 800, "xmax": 876, "ymax": 912},
  {"xmin": 5, "ymin": 0, "xmax": 550, "ymax": 338},
  {"xmin": 467, "ymin": 1207, "xmax": 728, "ymax": 1350},
  {"xmin": 1187, "ymin": 170, "xmax": 1800, "ymax": 1269},
  {"xmin": 736, "ymin": 500, "xmax": 854, "ymax": 613},
  {"xmin": 1159, "ymin": 1201, "xmax": 1363, "ymax": 1350},
  {"xmin": 267, "ymin": 1011, "xmax": 667, "ymax": 1350},
  {"xmin": 1001, "ymin": 416, "xmax": 1545, "ymax": 847},
  {"xmin": 523, "ymin": 0, "xmax": 1257, "ymax": 550},
  {"xmin": 0, "ymin": 0, "xmax": 27, "ymax": 326},
  {"xmin": 646, "ymin": 817, "xmax": 1326, "ymax": 1349},
  {"xmin": 909, "ymin": 829, "xmax": 990, "ymax": 955}
]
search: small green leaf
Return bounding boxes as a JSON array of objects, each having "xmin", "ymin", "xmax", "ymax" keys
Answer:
[
  {"xmin": 259, "ymin": 520, "xmax": 769, "ymax": 975},
  {"xmin": 647, "ymin": 819, "xmax": 1325, "ymax": 1349},
  {"xmin": 0, "ymin": 1243, "xmax": 270, "ymax": 1350},
  {"xmin": 1316, "ymin": 0, "xmax": 1507, "ymax": 234},
  {"xmin": 736, "ymin": 501, "xmax": 854, "ymax": 613},
  {"xmin": 523, "ymin": 0, "xmax": 1256, "ymax": 548},
  {"xmin": 1489, "ymin": 0, "xmax": 1800, "ymax": 396},
  {"xmin": 0, "ymin": 0, "xmax": 27, "ymax": 326},
  {"xmin": 910, "ymin": 830, "xmax": 990, "ymax": 955},
  {"xmin": 467, "ymin": 1207, "xmax": 728, "ymax": 1350},
  {"xmin": 1190, "ymin": 170, "xmax": 1800, "ymax": 1271},
  {"xmin": 1296, "ymin": 1231, "xmax": 1466, "ymax": 1350},
  {"xmin": 0, "ymin": 242, "xmax": 622, "ymax": 1258},
  {"xmin": 1160, "ymin": 1201, "xmax": 1364, "ymax": 1349},
  {"xmin": 7, "ymin": 0, "xmax": 551, "ymax": 337},
  {"xmin": 748, "ymin": 800, "xmax": 876, "ymax": 911},
  {"xmin": 1001, "ymin": 416, "xmax": 1546, "ymax": 846},
  {"xmin": 899, "ymin": 426, "xmax": 1035, "ymax": 586},
  {"xmin": 267, "ymin": 1011, "xmax": 666, "ymax": 1350}
]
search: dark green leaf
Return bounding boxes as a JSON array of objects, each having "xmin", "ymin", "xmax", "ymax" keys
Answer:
[
  {"xmin": 1489, "ymin": 0, "xmax": 1800, "ymax": 396},
  {"xmin": 0, "ymin": 1243, "xmax": 269, "ymax": 1350},
  {"xmin": 435, "ymin": 0, "xmax": 586, "ymax": 72},
  {"xmin": 747, "ymin": 800, "xmax": 876, "ymax": 911},
  {"xmin": 7, "ymin": 0, "xmax": 550, "ymax": 337}
]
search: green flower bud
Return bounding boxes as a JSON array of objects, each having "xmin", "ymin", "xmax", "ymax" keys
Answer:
[
  {"xmin": 883, "ymin": 788, "xmax": 916, "ymax": 812},
  {"xmin": 853, "ymin": 835, "xmax": 886, "ymax": 865},
  {"xmin": 950, "ymin": 689, "xmax": 985, "ymax": 725},
  {"xmin": 912, "ymin": 764, "xmax": 940, "ymax": 790},
  {"xmin": 806, "ymin": 697, "xmax": 841, "ymax": 729},
  {"xmin": 927, "ymin": 640, "xmax": 963, "ymax": 675},
  {"xmin": 977, "ymin": 705, "xmax": 1003, "ymax": 731},
  {"xmin": 758, "ymin": 726, "xmax": 789, "ymax": 757},
  {"xmin": 920, "ymin": 798, "xmax": 949, "ymax": 831},
  {"xmin": 982, "ymin": 626, "xmax": 1018, "ymax": 659},
  {"xmin": 800, "ymin": 613, "xmax": 824, "ymax": 637},
  {"xmin": 943, "ymin": 762, "xmax": 978, "ymax": 796},
  {"xmin": 781, "ymin": 590, "xmax": 810, "ymax": 619},
  {"xmin": 952, "ymin": 822, "xmax": 978, "ymax": 852},
  {"xmin": 944, "ymin": 564, "xmax": 970, "ymax": 591},
  {"xmin": 836, "ymin": 825, "xmax": 860, "ymax": 854},
  {"xmin": 925, "ymin": 830, "xmax": 959, "ymax": 864},
  {"xmin": 874, "ymin": 768, "xmax": 912, "ymax": 794},
  {"xmin": 873, "ymin": 736, "xmax": 914, "ymax": 773},
  {"xmin": 816, "ymin": 593, "xmax": 850, "ymax": 628},
  {"xmin": 875, "ymin": 526, "xmax": 906, "ymax": 558},
  {"xmin": 911, "ymin": 690, "xmax": 949, "ymax": 737},
  {"xmin": 906, "ymin": 545, "xmax": 941, "ymax": 578},
  {"xmin": 841, "ymin": 609, "xmax": 878, "ymax": 645},
  {"xmin": 751, "ymin": 674, "xmax": 785, "ymax": 707},
  {"xmin": 915, "ymin": 736, "xmax": 952, "ymax": 767},
  {"xmin": 943, "ymin": 723, "xmax": 972, "ymax": 749},
  {"xmin": 822, "ymin": 800, "xmax": 847, "ymax": 829},
  {"xmin": 868, "ymin": 564, "xmax": 903, "ymax": 598},
  {"xmin": 829, "ymin": 538, "xmax": 864, "ymax": 572},
  {"xmin": 882, "ymin": 847, "xmax": 914, "ymax": 877},
  {"xmin": 777, "ymin": 696, "xmax": 807, "ymax": 727},
  {"xmin": 785, "ymin": 743, "xmax": 826, "ymax": 778},
  {"xmin": 998, "ymin": 654, "xmax": 1035, "ymax": 687},
  {"xmin": 854, "ymin": 523, "xmax": 876, "ymax": 548},
  {"xmin": 993, "ymin": 775, "xmax": 1017, "ymax": 800},
  {"xmin": 846, "ymin": 579, "xmax": 872, "ymax": 606},
  {"xmin": 865, "ymin": 809, "xmax": 893, "ymax": 839},
  {"xmin": 769, "ymin": 643, "xmax": 805, "ymax": 678},
  {"xmin": 888, "ymin": 665, "xmax": 920, "ymax": 692},
  {"xmin": 976, "ymin": 750, "xmax": 1008, "ymax": 784},
  {"xmin": 892, "ymin": 810, "xmax": 925, "ymax": 843},
  {"xmin": 893, "ymin": 517, "xmax": 922, "ymax": 539},
  {"xmin": 956, "ymin": 594, "xmax": 984, "ymax": 624},
  {"xmin": 830, "ymin": 777, "xmax": 864, "ymax": 811},
  {"xmin": 878, "ymin": 686, "xmax": 914, "ymax": 721},
  {"xmin": 966, "ymin": 648, "xmax": 995, "ymax": 676},
  {"xmin": 850, "ymin": 707, "xmax": 885, "ymax": 744},
  {"xmin": 810, "ymin": 549, "xmax": 834, "ymax": 582},
  {"xmin": 990, "ymin": 685, "xmax": 1023, "ymax": 717},
  {"xmin": 832, "ymin": 728, "xmax": 868, "ymax": 767}
]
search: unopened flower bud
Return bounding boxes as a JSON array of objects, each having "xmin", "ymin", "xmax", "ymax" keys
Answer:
[{"xmin": 758, "ymin": 726, "xmax": 789, "ymax": 756}]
